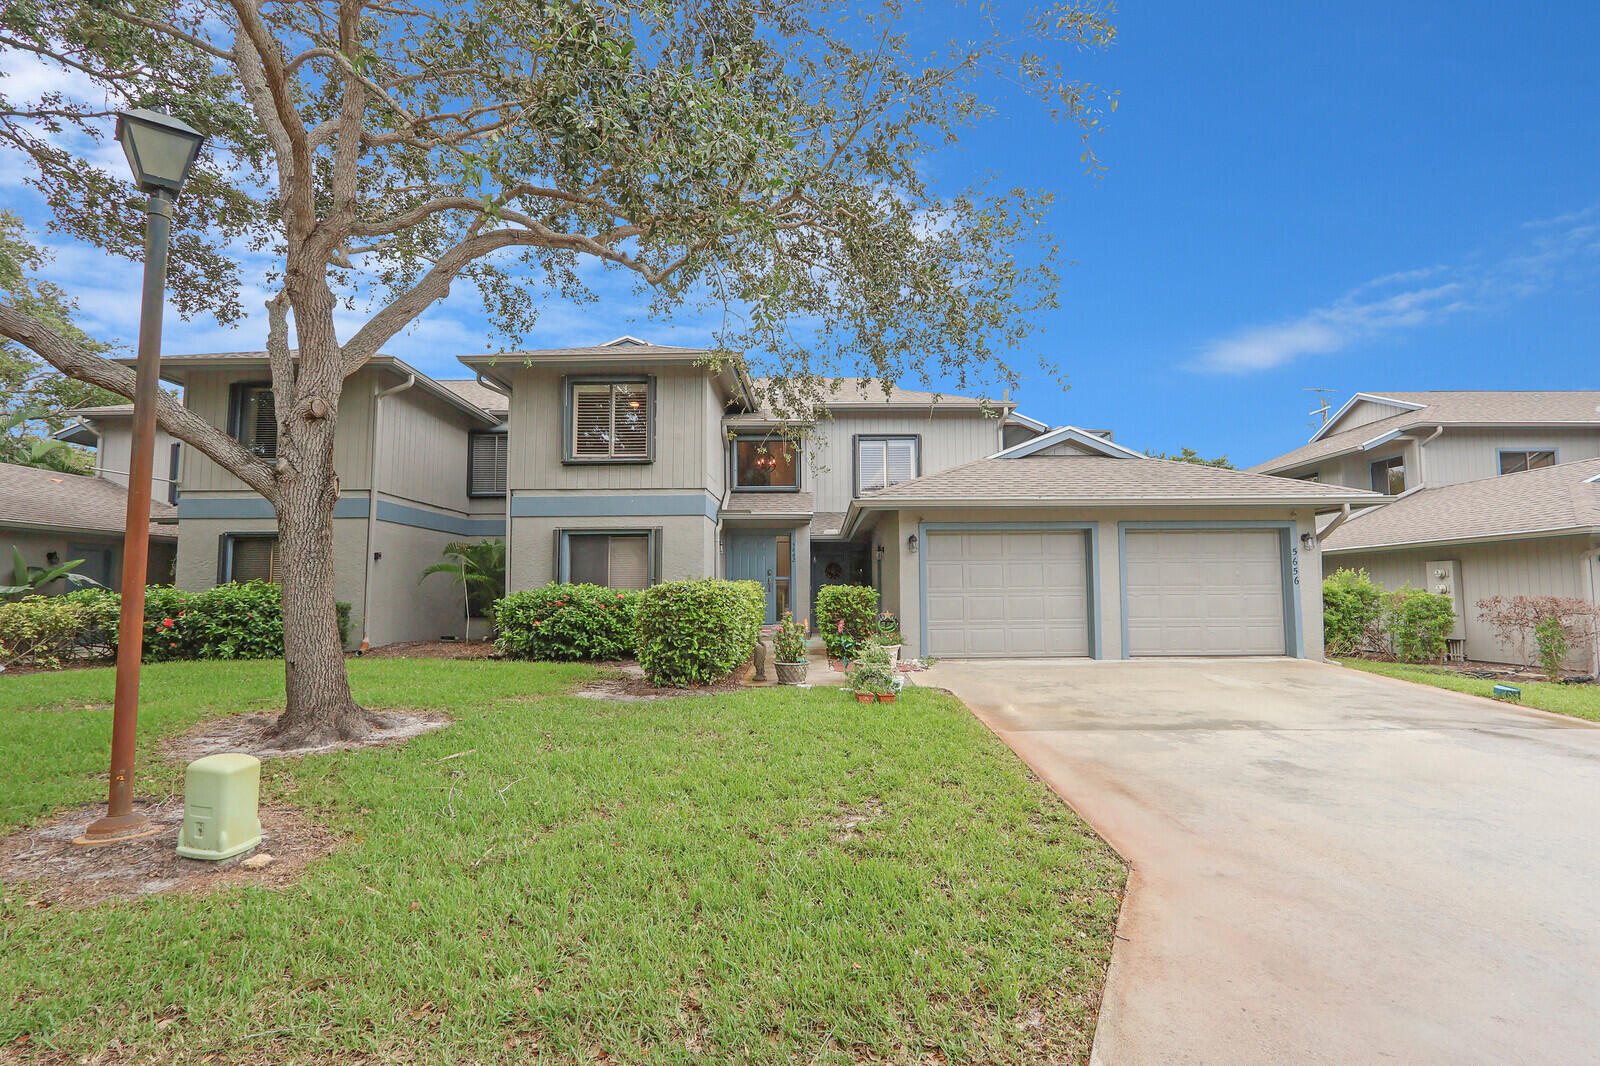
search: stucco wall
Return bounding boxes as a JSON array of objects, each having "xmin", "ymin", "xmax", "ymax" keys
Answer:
[
  {"xmin": 508, "ymin": 512, "xmax": 717, "ymax": 592},
  {"xmin": 2, "ymin": 527, "xmax": 175, "ymax": 592}
]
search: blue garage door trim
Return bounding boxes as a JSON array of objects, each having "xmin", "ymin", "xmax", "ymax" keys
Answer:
[
  {"xmin": 917, "ymin": 521, "xmax": 1103, "ymax": 660},
  {"xmin": 1116, "ymin": 520, "xmax": 1303, "ymax": 659}
]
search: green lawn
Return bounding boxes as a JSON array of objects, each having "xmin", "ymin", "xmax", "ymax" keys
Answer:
[
  {"xmin": 0, "ymin": 659, "xmax": 1124, "ymax": 1064},
  {"xmin": 1339, "ymin": 658, "xmax": 1600, "ymax": 722}
]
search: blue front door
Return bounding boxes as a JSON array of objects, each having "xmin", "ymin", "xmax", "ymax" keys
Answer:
[{"xmin": 727, "ymin": 532, "xmax": 791, "ymax": 624}]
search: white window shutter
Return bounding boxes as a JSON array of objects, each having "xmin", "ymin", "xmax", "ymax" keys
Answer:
[
  {"xmin": 885, "ymin": 439, "xmax": 916, "ymax": 485},
  {"xmin": 572, "ymin": 385, "xmax": 613, "ymax": 457},
  {"xmin": 858, "ymin": 439, "xmax": 887, "ymax": 492}
]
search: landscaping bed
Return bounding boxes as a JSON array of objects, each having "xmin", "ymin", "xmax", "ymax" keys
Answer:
[
  {"xmin": 1339, "ymin": 658, "xmax": 1600, "ymax": 723},
  {"xmin": 1, "ymin": 657, "xmax": 1124, "ymax": 1064}
]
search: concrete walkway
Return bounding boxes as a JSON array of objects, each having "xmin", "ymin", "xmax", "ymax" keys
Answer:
[{"xmin": 917, "ymin": 658, "xmax": 1600, "ymax": 1066}]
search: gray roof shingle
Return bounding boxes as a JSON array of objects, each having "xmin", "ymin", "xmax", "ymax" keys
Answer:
[
  {"xmin": 1322, "ymin": 457, "xmax": 1600, "ymax": 553},
  {"xmin": 435, "ymin": 379, "xmax": 508, "ymax": 415},
  {"xmin": 1252, "ymin": 391, "xmax": 1600, "ymax": 474},
  {"xmin": 0, "ymin": 462, "xmax": 177, "ymax": 539},
  {"xmin": 721, "ymin": 492, "xmax": 814, "ymax": 517}
]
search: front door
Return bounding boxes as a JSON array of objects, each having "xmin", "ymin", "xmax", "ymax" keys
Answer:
[{"xmin": 727, "ymin": 532, "xmax": 792, "ymax": 624}]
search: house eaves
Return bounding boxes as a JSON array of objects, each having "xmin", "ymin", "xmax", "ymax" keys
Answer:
[
  {"xmin": 1308, "ymin": 392, "xmax": 1427, "ymax": 442},
  {"xmin": 988, "ymin": 424, "xmax": 1147, "ymax": 460}
]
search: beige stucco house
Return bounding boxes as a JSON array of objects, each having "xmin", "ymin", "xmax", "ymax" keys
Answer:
[{"xmin": 1253, "ymin": 391, "xmax": 1600, "ymax": 669}]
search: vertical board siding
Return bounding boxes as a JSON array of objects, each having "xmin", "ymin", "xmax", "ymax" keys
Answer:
[
  {"xmin": 1338, "ymin": 399, "xmax": 1415, "ymax": 432},
  {"xmin": 1422, "ymin": 428, "xmax": 1600, "ymax": 487},
  {"xmin": 1330, "ymin": 537, "xmax": 1595, "ymax": 669},
  {"xmin": 803, "ymin": 412, "xmax": 1000, "ymax": 513},
  {"xmin": 376, "ymin": 386, "xmax": 473, "ymax": 512}
]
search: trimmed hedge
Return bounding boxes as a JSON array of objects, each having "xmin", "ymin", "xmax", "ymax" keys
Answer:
[
  {"xmin": 1322, "ymin": 568, "xmax": 1382, "ymax": 657},
  {"xmin": 1382, "ymin": 587, "xmax": 1455, "ymax": 662},
  {"xmin": 0, "ymin": 583, "xmax": 352, "ymax": 669},
  {"xmin": 815, "ymin": 584, "xmax": 879, "ymax": 657},
  {"xmin": 636, "ymin": 579, "xmax": 765, "ymax": 687},
  {"xmin": 494, "ymin": 584, "xmax": 642, "ymax": 661}
]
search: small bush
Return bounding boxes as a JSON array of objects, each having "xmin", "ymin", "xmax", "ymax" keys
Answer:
[
  {"xmin": 636, "ymin": 579, "xmax": 765, "ymax": 686},
  {"xmin": 815, "ymin": 584, "xmax": 879, "ymax": 657},
  {"xmin": 0, "ymin": 596, "xmax": 87, "ymax": 669},
  {"xmin": 1323, "ymin": 568, "xmax": 1382, "ymax": 656},
  {"xmin": 1382, "ymin": 587, "xmax": 1456, "ymax": 662},
  {"xmin": 1477, "ymin": 595, "xmax": 1600, "ymax": 672},
  {"xmin": 1534, "ymin": 617, "xmax": 1570, "ymax": 682},
  {"xmin": 495, "ymin": 584, "xmax": 641, "ymax": 661}
]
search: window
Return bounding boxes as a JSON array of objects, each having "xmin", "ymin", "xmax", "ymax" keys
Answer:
[
  {"xmin": 856, "ymin": 436, "xmax": 919, "ymax": 494},
  {"xmin": 167, "ymin": 442, "xmax": 181, "ymax": 504},
  {"xmin": 1297, "ymin": 471, "xmax": 1321, "ymax": 483},
  {"xmin": 225, "ymin": 535, "xmax": 281, "ymax": 583},
  {"xmin": 229, "ymin": 383, "xmax": 277, "ymax": 458},
  {"xmin": 732, "ymin": 436, "xmax": 798, "ymax": 490},
  {"xmin": 468, "ymin": 431, "xmax": 508, "ymax": 496},
  {"xmin": 561, "ymin": 531, "xmax": 654, "ymax": 589},
  {"xmin": 1499, "ymin": 449, "xmax": 1556, "ymax": 474},
  {"xmin": 566, "ymin": 378, "xmax": 651, "ymax": 461},
  {"xmin": 1370, "ymin": 455, "xmax": 1405, "ymax": 494}
]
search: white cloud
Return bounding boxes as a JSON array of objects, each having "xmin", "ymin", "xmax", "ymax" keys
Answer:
[{"xmin": 1196, "ymin": 206, "xmax": 1600, "ymax": 373}]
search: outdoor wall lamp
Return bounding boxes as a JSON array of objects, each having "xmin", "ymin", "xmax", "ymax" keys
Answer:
[
  {"xmin": 874, "ymin": 544, "xmax": 884, "ymax": 560},
  {"xmin": 1300, "ymin": 532, "xmax": 1315, "ymax": 549},
  {"xmin": 907, "ymin": 534, "xmax": 919, "ymax": 554}
]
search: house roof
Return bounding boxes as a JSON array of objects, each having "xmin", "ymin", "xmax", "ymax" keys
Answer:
[
  {"xmin": 435, "ymin": 379, "xmax": 508, "ymax": 416},
  {"xmin": 720, "ymin": 492, "xmax": 814, "ymax": 520},
  {"xmin": 810, "ymin": 511, "xmax": 849, "ymax": 539},
  {"xmin": 1321, "ymin": 457, "xmax": 1600, "ymax": 554},
  {"xmin": 989, "ymin": 424, "xmax": 1146, "ymax": 459},
  {"xmin": 0, "ymin": 462, "xmax": 177, "ymax": 539},
  {"xmin": 1252, "ymin": 391, "xmax": 1600, "ymax": 474},
  {"xmin": 62, "ymin": 404, "xmax": 136, "ymax": 418},
  {"xmin": 747, "ymin": 376, "xmax": 1010, "ymax": 413},
  {"xmin": 458, "ymin": 335, "xmax": 757, "ymax": 409}
]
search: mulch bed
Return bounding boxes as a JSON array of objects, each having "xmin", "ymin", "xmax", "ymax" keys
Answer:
[
  {"xmin": 164, "ymin": 709, "xmax": 451, "ymax": 762},
  {"xmin": 356, "ymin": 639, "xmax": 500, "ymax": 660},
  {"xmin": 573, "ymin": 674, "xmax": 749, "ymax": 702},
  {"xmin": 0, "ymin": 799, "xmax": 337, "ymax": 907},
  {"xmin": 1353, "ymin": 656, "xmax": 1596, "ymax": 685}
]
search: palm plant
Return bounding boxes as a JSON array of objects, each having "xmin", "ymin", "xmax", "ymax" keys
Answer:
[
  {"xmin": 418, "ymin": 538, "xmax": 505, "ymax": 639},
  {"xmin": 2, "ymin": 544, "xmax": 101, "ymax": 599}
]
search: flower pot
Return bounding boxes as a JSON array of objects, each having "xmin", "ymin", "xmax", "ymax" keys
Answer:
[
  {"xmin": 876, "ymin": 692, "xmax": 896, "ymax": 703},
  {"xmin": 877, "ymin": 644, "xmax": 902, "ymax": 666},
  {"xmin": 775, "ymin": 661, "xmax": 808, "ymax": 685},
  {"xmin": 854, "ymin": 691, "xmax": 875, "ymax": 704}
]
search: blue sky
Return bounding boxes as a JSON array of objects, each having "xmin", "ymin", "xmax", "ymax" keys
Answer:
[{"xmin": 8, "ymin": 1, "xmax": 1599, "ymax": 466}]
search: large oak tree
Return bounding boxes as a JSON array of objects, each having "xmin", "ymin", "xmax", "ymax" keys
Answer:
[{"xmin": 0, "ymin": 0, "xmax": 1115, "ymax": 744}]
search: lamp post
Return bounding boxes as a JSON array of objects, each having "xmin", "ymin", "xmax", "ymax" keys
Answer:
[{"xmin": 77, "ymin": 109, "xmax": 206, "ymax": 846}]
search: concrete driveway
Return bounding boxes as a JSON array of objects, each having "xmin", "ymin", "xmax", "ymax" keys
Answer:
[{"xmin": 918, "ymin": 658, "xmax": 1600, "ymax": 1066}]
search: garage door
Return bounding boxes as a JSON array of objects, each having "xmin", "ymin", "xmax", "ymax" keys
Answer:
[
  {"xmin": 925, "ymin": 530, "xmax": 1091, "ymax": 657},
  {"xmin": 1123, "ymin": 529, "xmax": 1286, "ymax": 656}
]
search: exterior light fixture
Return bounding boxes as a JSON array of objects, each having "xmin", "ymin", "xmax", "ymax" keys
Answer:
[
  {"xmin": 907, "ymin": 533, "xmax": 919, "ymax": 554},
  {"xmin": 875, "ymin": 544, "xmax": 885, "ymax": 560},
  {"xmin": 76, "ymin": 109, "xmax": 206, "ymax": 847}
]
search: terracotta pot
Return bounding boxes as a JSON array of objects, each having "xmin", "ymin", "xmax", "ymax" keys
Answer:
[
  {"xmin": 854, "ymin": 691, "xmax": 875, "ymax": 704},
  {"xmin": 774, "ymin": 661, "xmax": 808, "ymax": 685},
  {"xmin": 876, "ymin": 692, "xmax": 897, "ymax": 703}
]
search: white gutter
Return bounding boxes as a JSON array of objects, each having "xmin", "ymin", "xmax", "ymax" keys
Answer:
[
  {"xmin": 1414, "ymin": 425, "xmax": 1444, "ymax": 486},
  {"xmin": 473, "ymin": 372, "xmax": 515, "ymax": 591},
  {"xmin": 360, "ymin": 373, "xmax": 415, "ymax": 650},
  {"xmin": 1317, "ymin": 504, "xmax": 1353, "ymax": 543}
]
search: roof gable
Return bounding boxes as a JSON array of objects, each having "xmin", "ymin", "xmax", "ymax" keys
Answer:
[
  {"xmin": 990, "ymin": 425, "xmax": 1145, "ymax": 460},
  {"xmin": 1311, "ymin": 393, "xmax": 1427, "ymax": 442}
]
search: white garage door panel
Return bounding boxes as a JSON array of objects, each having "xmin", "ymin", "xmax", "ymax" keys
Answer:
[
  {"xmin": 925, "ymin": 530, "xmax": 1091, "ymax": 658},
  {"xmin": 1124, "ymin": 529, "xmax": 1286, "ymax": 656}
]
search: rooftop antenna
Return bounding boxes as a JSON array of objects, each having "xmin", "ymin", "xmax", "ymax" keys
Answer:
[{"xmin": 1303, "ymin": 387, "xmax": 1337, "ymax": 430}]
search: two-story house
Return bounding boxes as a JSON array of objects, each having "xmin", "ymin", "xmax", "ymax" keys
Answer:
[{"xmin": 1253, "ymin": 391, "xmax": 1600, "ymax": 668}]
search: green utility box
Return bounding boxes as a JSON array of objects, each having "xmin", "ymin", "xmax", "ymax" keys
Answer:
[{"xmin": 175, "ymin": 752, "xmax": 263, "ymax": 861}]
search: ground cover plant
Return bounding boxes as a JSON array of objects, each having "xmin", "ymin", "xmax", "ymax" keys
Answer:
[
  {"xmin": 1339, "ymin": 659, "xmax": 1600, "ymax": 723},
  {"xmin": 0, "ymin": 658, "xmax": 1124, "ymax": 1064}
]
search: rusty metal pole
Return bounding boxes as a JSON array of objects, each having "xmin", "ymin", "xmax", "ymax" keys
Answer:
[{"xmin": 77, "ymin": 188, "xmax": 175, "ymax": 845}]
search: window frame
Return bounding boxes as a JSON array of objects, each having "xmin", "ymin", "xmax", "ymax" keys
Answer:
[
  {"xmin": 467, "ymin": 429, "xmax": 509, "ymax": 497},
  {"xmin": 554, "ymin": 528, "xmax": 662, "ymax": 588},
  {"xmin": 217, "ymin": 532, "xmax": 281, "ymax": 584},
  {"xmin": 729, "ymin": 433, "xmax": 802, "ymax": 493},
  {"xmin": 1497, "ymin": 448, "xmax": 1558, "ymax": 475},
  {"xmin": 852, "ymin": 433, "xmax": 922, "ymax": 497},
  {"xmin": 227, "ymin": 380, "xmax": 278, "ymax": 459},
  {"xmin": 561, "ymin": 374, "xmax": 655, "ymax": 465},
  {"xmin": 1369, "ymin": 454, "xmax": 1406, "ymax": 495}
]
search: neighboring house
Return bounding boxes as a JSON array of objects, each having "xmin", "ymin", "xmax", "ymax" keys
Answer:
[
  {"xmin": 1254, "ymin": 390, "xmax": 1600, "ymax": 669},
  {"xmin": 0, "ymin": 461, "xmax": 177, "ymax": 590},
  {"xmin": 54, "ymin": 404, "xmax": 180, "ymax": 504}
]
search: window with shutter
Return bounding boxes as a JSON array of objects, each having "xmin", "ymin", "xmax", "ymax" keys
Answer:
[
  {"xmin": 567, "ymin": 380, "xmax": 651, "ymax": 461},
  {"xmin": 231, "ymin": 384, "xmax": 277, "ymax": 458},
  {"xmin": 856, "ymin": 436, "xmax": 919, "ymax": 494},
  {"xmin": 228, "ymin": 536, "xmax": 280, "ymax": 583},
  {"xmin": 468, "ymin": 432, "xmax": 508, "ymax": 495}
]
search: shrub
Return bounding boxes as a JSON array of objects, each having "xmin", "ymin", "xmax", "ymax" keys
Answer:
[
  {"xmin": 1382, "ymin": 587, "xmax": 1456, "ymax": 662},
  {"xmin": 494, "ymin": 584, "xmax": 641, "ymax": 661},
  {"xmin": 60, "ymin": 587, "xmax": 120, "ymax": 657},
  {"xmin": 815, "ymin": 584, "xmax": 879, "ymax": 657},
  {"xmin": 772, "ymin": 610, "xmax": 808, "ymax": 663},
  {"xmin": 1477, "ymin": 595, "xmax": 1600, "ymax": 671},
  {"xmin": 1323, "ymin": 568, "xmax": 1382, "ymax": 656},
  {"xmin": 636, "ymin": 579, "xmax": 765, "ymax": 686},
  {"xmin": 0, "ymin": 596, "xmax": 87, "ymax": 668},
  {"xmin": 1534, "ymin": 617, "xmax": 1570, "ymax": 682}
]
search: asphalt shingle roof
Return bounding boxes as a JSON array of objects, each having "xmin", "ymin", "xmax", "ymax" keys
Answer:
[
  {"xmin": 1321, "ymin": 457, "xmax": 1600, "ymax": 553},
  {"xmin": 435, "ymin": 379, "xmax": 508, "ymax": 416},
  {"xmin": 0, "ymin": 462, "xmax": 177, "ymax": 539},
  {"xmin": 1252, "ymin": 391, "xmax": 1600, "ymax": 474},
  {"xmin": 721, "ymin": 492, "xmax": 814, "ymax": 516}
]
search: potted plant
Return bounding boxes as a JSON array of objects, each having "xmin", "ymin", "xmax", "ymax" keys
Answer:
[
  {"xmin": 773, "ymin": 611, "xmax": 809, "ymax": 684},
  {"xmin": 847, "ymin": 644, "xmax": 898, "ymax": 703}
]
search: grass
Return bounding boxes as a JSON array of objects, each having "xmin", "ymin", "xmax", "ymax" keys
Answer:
[
  {"xmin": 0, "ymin": 659, "xmax": 1124, "ymax": 1064},
  {"xmin": 1339, "ymin": 658, "xmax": 1600, "ymax": 722}
]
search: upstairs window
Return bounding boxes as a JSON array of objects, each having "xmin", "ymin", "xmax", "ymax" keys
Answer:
[
  {"xmin": 733, "ymin": 436, "xmax": 798, "ymax": 490},
  {"xmin": 856, "ymin": 436, "xmax": 919, "ymax": 494},
  {"xmin": 229, "ymin": 383, "xmax": 277, "ymax": 459},
  {"xmin": 468, "ymin": 431, "xmax": 508, "ymax": 496},
  {"xmin": 567, "ymin": 378, "xmax": 651, "ymax": 462},
  {"xmin": 1499, "ymin": 449, "xmax": 1556, "ymax": 474},
  {"xmin": 1370, "ymin": 455, "xmax": 1405, "ymax": 495}
]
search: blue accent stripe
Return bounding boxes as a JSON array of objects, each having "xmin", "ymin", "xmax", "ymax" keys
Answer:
[
  {"xmin": 511, "ymin": 493, "xmax": 719, "ymax": 520},
  {"xmin": 375, "ymin": 501, "xmax": 504, "ymax": 537},
  {"xmin": 178, "ymin": 496, "xmax": 371, "ymax": 520}
]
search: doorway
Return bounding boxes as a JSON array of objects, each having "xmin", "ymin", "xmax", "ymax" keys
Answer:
[{"xmin": 726, "ymin": 531, "xmax": 793, "ymax": 624}]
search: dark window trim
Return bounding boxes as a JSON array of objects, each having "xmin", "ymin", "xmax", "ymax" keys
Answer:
[
  {"xmin": 217, "ymin": 532, "xmax": 279, "ymax": 584},
  {"xmin": 467, "ymin": 428, "xmax": 509, "ymax": 497},
  {"xmin": 560, "ymin": 374, "xmax": 656, "ymax": 465},
  {"xmin": 167, "ymin": 442, "xmax": 181, "ymax": 504},
  {"xmin": 729, "ymin": 433, "xmax": 802, "ymax": 493},
  {"xmin": 227, "ymin": 380, "xmax": 277, "ymax": 458},
  {"xmin": 1496, "ymin": 447, "xmax": 1559, "ymax": 475},
  {"xmin": 553, "ymin": 527, "xmax": 663, "ymax": 586},
  {"xmin": 851, "ymin": 433, "xmax": 922, "ymax": 498}
]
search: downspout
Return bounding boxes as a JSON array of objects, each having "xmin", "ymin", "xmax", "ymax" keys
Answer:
[
  {"xmin": 1414, "ymin": 425, "xmax": 1444, "ymax": 487},
  {"xmin": 474, "ymin": 372, "xmax": 514, "ymax": 592},
  {"xmin": 1317, "ymin": 504, "xmax": 1352, "ymax": 543},
  {"xmin": 359, "ymin": 373, "xmax": 415, "ymax": 651}
]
